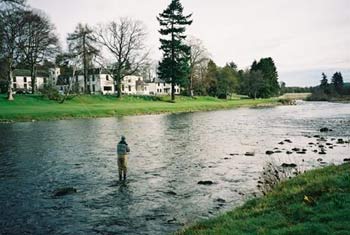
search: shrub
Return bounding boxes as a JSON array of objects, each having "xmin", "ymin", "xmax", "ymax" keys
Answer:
[{"xmin": 40, "ymin": 85, "xmax": 63, "ymax": 101}]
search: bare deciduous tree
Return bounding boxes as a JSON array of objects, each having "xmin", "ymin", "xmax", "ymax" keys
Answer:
[
  {"xmin": 0, "ymin": 9, "xmax": 26, "ymax": 100},
  {"xmin": 95, "ymin": 18, "xmax": 149, "ymax": 98},
  {"xmin": 19, "ymin": 10, "xmax": 59, "ymax": 93},
  {"xmin": 187, "ymin": 36, "xmax": 210, "ymax": 96}
]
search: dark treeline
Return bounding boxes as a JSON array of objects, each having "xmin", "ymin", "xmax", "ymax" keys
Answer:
[
  {"xmin": 308, "ymin": 72, "xmax": 350, "ymax": 101},
  {"xmin": 189, "ymin": 57, "xmax": 280, "ymax": 99}
]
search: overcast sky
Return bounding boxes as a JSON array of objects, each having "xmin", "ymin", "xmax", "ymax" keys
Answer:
[{"xmin": 28, "ymin": 0, "xmax": 350, "ymax": 86}]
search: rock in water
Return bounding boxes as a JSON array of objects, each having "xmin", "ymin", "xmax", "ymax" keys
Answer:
[
  {"xmin": 198, "ymin": 180, "xmax": 214, "ymax": 185},
  {"xmin": 265, "ymin": 151, "xmax": 274, "ymax": 155},
  {"xmin": 215, "ymin": 198, "xmax": 226, "ymax": 203},
  {"xmin": 166, "ymin": 191, "xmax": 177, "ymax": 196},
  {"xmin": 281, "ymin": 163, "xmax": 297, "ymax": 168},
  {"xmin": 53, "ymin": 187, "xmax": 77, "ymax": 197},
  {"xmin": 245, "ymin": 152, "xmax": 255, "ymax": 156},
  {"xmin": 320, "ymin": 127, "xmax": 332, "ymax": 132}
]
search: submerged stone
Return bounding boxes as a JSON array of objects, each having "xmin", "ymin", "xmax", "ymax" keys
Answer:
[
  {"xmin": 53, "ymin": 187, "xmax": 77, "ymax": 197},
  {"xmin": 215, "ymin": 198, "xmax": 226, "ymax": 203},
  {"xmin": 165, "ymin": 191, "xmax": 177, "ymax": 196},
  {"xmin": 320, "ymin": 127, "xmax": 332, "ymax": 132},
  {"xmin": 198, "ymin": 180, "xmax": 214, "ymax": 185},
  {"xmin": 281, "ymin": 163, "xmax": 297, "ymax": 168},
  {"xmin": 245, "ymin": 152, "xmax": 255, "ymax": 156}
]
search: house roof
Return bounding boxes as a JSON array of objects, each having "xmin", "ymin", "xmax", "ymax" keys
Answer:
[
  {"xmin": 14, "ymin": 69, "xmax": 50, "ymax": 77},
  {"xmin": 75, "ymin": 68, "xmax": 110, "ymax": 76}
]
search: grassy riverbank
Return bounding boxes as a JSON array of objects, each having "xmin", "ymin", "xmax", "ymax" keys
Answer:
[
  {"xmin": 177, "ymin": 163, "xmax": 350, "ymax": 235},
  {"xmin": 0, "ymin": 94, "xmax": 279, "ymax": 122}
]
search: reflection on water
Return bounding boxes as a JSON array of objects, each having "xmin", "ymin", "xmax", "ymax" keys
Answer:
[{"xmin": 0, "ymin": 101, "xmax": 349, "ymax": 234}]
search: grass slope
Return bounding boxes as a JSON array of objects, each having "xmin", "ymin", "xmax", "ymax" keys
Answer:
[
  {"xmin": 177, "ymin": 164, "xmax": 350, "ymax": 235},
  {"xmin": 0, "ymin": 95, "xmax": 278, "ymax": 122}
]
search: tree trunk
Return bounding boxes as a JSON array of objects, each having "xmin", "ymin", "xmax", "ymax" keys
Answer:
[
  {"xmin": 171, "ymin": 22, "xmax": 175, "ymax": 101},
  {"xmin": 116, "ymin": 76, "xmax": 122, "ymax": 98},
  {"xmin": 190, "ymin": 75, "xmax": 194, "ymax": 97},
  {"xmin": 7, "ymin": 67, "xmax": 14, "ymax": 101},
  {"xmin": 171, "ymin": 82, "xmax": 175, "ymax": 101},
  {"xmin": 83, "ymin": 34, "xmax": 88, "ymax": 94},
  {"xmin": 31, "ymin": 65, "xmax": 36, "ymax": 94}
]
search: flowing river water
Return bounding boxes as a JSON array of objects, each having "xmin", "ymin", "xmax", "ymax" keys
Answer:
[{"xmin": 0, "ymin": 101, "xmax": 350, "ymax": 235}]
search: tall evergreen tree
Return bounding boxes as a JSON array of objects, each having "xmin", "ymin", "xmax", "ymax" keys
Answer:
[
  {"xmin": 331, "ymin": 72, "xmax": 344, "ymax": 94},
  {"xmin": 320, "ymin": 72, "xmax": 329, "ymax": 94},
  {"xmin": 251, "ymin": 57, "xmax": 279, "ymax": 97},
  {"xmin": 157, "ymin": 0, "xmax": 192, "ymax": 100},
  {"xmin": 67, "ymin": 23, "xmax": 99, "ymax": 94}
]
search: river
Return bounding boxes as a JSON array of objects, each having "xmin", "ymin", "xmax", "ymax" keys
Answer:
[{"xmin": 0, "ymin": 101, "xmax": 349, "ymax": 235}]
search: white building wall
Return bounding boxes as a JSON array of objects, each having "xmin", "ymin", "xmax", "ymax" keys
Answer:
[
  {"xmin": 13, "ymin": 76, "xmax": 47, "ymax": 92},
  {"xmin": 53, "ymin": 69, "xmax": 181, "ymax": 96}
]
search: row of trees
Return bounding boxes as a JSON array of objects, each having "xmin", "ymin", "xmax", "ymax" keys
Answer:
[
  {"xmin": 0, "ymin": 0, "xmax": 150, "ymax": 100},
  {"xmin": 1, "ymin": 0, "xmax": 280, "ymax": 102},
  {"xmin": 309, "ymin": 72, "xmax": 349, "ymax": 100},
  {"xmin": 156, "ymin": 0, "xmax": 280, "ymax": 100},
  {"xmin": 0, "ymin": 0, "xmax": 59, "ymax": 100}
]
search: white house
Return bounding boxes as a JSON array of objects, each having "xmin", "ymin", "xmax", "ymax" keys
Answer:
[
  {"xmin": 67, "ymin": 68, "xmax": 181, "ymax": 96},
  {"xmin": 12, "ymin": 68, "xmax": 59, "ymax": 93},
  {"xmin": 12, "ymin": 67, "xmax": 181, "ymax": 96}
]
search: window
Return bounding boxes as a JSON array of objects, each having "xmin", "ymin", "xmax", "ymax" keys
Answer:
[
  {"xmin": 164, "ymin": 83, "xmax": 166, "ymax": 86},
  {"xmin": 44, "ymin": 78, "xmax": 47, "ymax": 84},
  {"xmin": 158, "ymin": 83, "xmax": 160, "ymax": 86},
  {"xmin": 24, "ymin": 84, "xmax": 27, "ymax": 89},
  {"xmin": 160, "ymin": 89, "xmax": 162, "ymax": 93},
  {"xmin": 122, "ymin": 85, "xmax": 125, "ymax": 91},
  {"xmin": 76, "ymin": 75, "xmax": 78, "ymax": 83},
  {"xmin": 106, "ymin": 75, "xmax": 109, "ymax": 81},
  {"xmin": 128, "ymin": 85, "xmax": 131, "ymax": 92},
  {"xmin": 13, "ymin": 77, "xmax": 16, "ymax": 82},
  {"xmin": 92, "ymin": 85, "xmax": 95, "ymax": 92},
  {"xmin": 23, "ymin": 77, "xmax": 26, "ymax": 83},
  {"xmin": 13, "ymin": 84, "xmax": 17, "ymax": 89},
  {"xmin": 92, "ymin": 76, "xmax": 95, "ymax": 82},
  {"xmin": 104, "ymin": 86, "xmax": 112, "ymax": 91},
  {"xmin": 128, "ymin": 79, "xmax": 131, "ymax": 83}
]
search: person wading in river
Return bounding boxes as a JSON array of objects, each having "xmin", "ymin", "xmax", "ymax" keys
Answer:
[{"xmin": 117, "ymin": 136, "xmax": 130, "ymax": 181}]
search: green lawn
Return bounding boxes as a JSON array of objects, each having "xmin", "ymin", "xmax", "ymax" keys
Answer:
[
  {"xmin": 0, "ymin": 94, "xmax": 279, "ymax": 122},
  {"xmin": 177, "ymin": 163, "xmax": 350, "ymax": 235}
]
